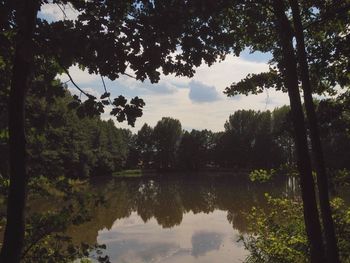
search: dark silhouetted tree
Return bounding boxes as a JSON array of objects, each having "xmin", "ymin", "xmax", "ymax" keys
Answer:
[
  {"xmin": 153, "ymin": 117, "xmax": 182, "ymax": 169},
  {"xmin": 136, "ymin": 123, "xmax": 155, "ymax": 168}
]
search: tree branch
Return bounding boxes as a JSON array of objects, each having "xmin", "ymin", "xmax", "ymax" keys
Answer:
[
  {"xmin": 56, "ymin": 4, "xmax": 67, "ymax": 20},
  {"xmin": 304, "ymin": 3, "xmax": 350, "ymax": 29},
  {"xmin": 121, "ymin": 72, "xmax": 137, "ymax": 80},
  {"xmin": 100, "ymin": 75, "xmax": 113, "ymax": 104},
  {"xmin": 60, "ymin": 66, "xmax": 91, "ymax": 98}
]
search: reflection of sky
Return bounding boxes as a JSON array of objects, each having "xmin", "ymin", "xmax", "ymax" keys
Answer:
[
  {"xmin": 191, "ymin": 231, "xmax": 223, "ymax": 257},
  {"xmin": 96, "ymin": 210, "xmax": 248, "ymax": 263}
]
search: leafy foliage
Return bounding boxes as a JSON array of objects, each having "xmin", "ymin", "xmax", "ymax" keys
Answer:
[
  {"xmin": 225, "ymin": 70, "xmax": 285, "ymax": 96},
  {"xmin": 249, "ymin": 169, "xmax": 275, "ymax": 183},
  {"xmin": 26, "ymin": 89, "xmax": 132, "ymax": 179},
  {"xmin": 242, "ymin": 195, "xmax": 350, "ymax": 263},
  {"xmin": 242, "ymin": 195, "xmax": 308, "ymax": 263},
  {"xmin": 0, "ymin": 176, "xmax": 110, "ymax": 262},
  {"xmin": 153, "ymin": 117, "xmax": 182, "ymax": 169},
  {"xmin": 178, "ymin": 129, "xmax": 215, "ymax": 170}
]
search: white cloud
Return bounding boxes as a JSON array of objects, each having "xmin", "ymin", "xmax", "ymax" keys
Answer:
[
  {"xmin": 113, "ymin": 87, "xmax": 289, "ymax": 133},
  {"xmin": 135, "ymin": 80, "xmax": 178, "ymax": 95},
  {"xmin": 58, "ymin": 54, "xmax": 289, "ymax": 133},
  {"xmin": 40, "ymin": 3, "xmax": 79, "ymax": 22},
  {"xmin": 188, "ymin": 80, "xmax": 220, "ymax": 103},
  {"xmin": 193, "ymin": 56, "xmax": 269, "ymax": 93},
  {"xmin": 59, "ymin": 65, "xmax": 100, "ymax": 84},
  {"xmin": 67, "ymin": 87, "xmax": 101, "ymax": 99}
]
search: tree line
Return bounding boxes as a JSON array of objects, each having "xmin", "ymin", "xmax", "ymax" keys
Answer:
[
  {"xmin": 2, "ymin": 87, "xmax": 349, "ymax": 179},
  {"xmin": 128, "ymin": 102, "xmax": 350, "ymax": 172},
  {"xmin": 1, "ymin": 79, "xmax": 133, "ymax": 180}
]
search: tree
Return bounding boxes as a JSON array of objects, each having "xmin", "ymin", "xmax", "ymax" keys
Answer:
[
  {"xmin": 289, "ymin": 1, "xmax": 342, "ymax": 259},
  {"xmin": 0, "ymin": 1, "xmax": 40, "ymax": 261},
  {"xmin": 222, "ymin": 110, "xmax": 285, "ymax": 168},
  {"xmin": 272, "ymin": 4, "xmax": 325, "ymax": 259},
  {"xmin": 178, "ymin": 129, "xmax": 213, "ymax": 170},
  {"xmin": 271, "ymin": 106, "xmax": 294, "ymax": 165},
  {"xmin": 123, "ymin": 130, "xmax": 140, "ymax": 169},
  {"xmin": 317, "ymin": 98, "xmax": 350, "ymax": 170},
  {"xmin": 136, "ymin": 123, "xmax": 155, "ymax": 168},
  {"xmin": 221, "ymin": 1, "xmax": 350, "ymax": 260},
  {"xmin": 153, "ymin": 117, "xmax": 182, "ymax": 169},
  {"xmin": 225, "ymin": 110, "xmax": 260, "ymax": 167},
  {"xmin": 250, "ymin": 111, "xmax": 283, "ymax": 168}
]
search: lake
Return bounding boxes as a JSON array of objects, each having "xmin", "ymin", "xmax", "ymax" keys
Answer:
[{"xmin": 64, "ymin": 174, "xmax": 297, "ymax": 263}]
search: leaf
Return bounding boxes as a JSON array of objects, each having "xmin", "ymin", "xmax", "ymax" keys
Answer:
[
  {"xmin": 68, "ymin": 101, "xmax": 80, "ymax": 109},
  {"xmin": 101, "ymin": 99, "xmax": 110, "ymax": 105},
  {"xmin": 100, "ymin": 92, "xmax": 110, "ymax": 99},
  {"xmin": 130, "ymin": 96, "xmax": 145, "ymax": 107},
  {"xmin": 113, "ymin": 95, "xmax": 127, "ymax": 107}
]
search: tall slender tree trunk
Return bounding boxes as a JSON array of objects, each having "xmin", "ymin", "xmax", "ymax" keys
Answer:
[
  {"xmin": 272, "ymin": 1, "xmax": 326, "ymax": 262},
  {"xmin": 289, "ymin": 1, "xmax": 340, "ymax": 262},
  {"xmin": 0, "ymin": 1, "xmax": 39, "ymax": 262}
]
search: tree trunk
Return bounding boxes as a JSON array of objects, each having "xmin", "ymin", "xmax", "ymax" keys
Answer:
[
  {"xmin": 0, "ymin": 1, "xmax": 39, "ymax": 262},
  {"xmin": 272, "ymin": 1, "xmax": 326, "ymax": 262},
  {"xmin": 289, "ymin": 0, "xmax": 340, "ymax": 262}
]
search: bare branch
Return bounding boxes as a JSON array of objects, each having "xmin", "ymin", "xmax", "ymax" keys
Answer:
[
  {"xmin": 100, "ymin": 75, "xmax": 113, "ymax": 104},
  {"xmin": 60, "ymin": 66, "xmax": 91, "ymax": 98},
  {"xmin": 121, "ymin": 72, "xmax": 137, "ymax": 80}
]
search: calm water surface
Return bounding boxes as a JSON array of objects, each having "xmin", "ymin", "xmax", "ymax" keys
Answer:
[{"xmin": 66, "ymin": 175, "xmax": 295, "ymax": 263}]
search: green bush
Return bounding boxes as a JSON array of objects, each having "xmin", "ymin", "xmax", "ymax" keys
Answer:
[
  {"xmin": 249, "ymin": 169, "xmax": 275, "ymax": 183},
  {"xmin": 242, "ymin": 194, "xmax": 350, "ymax": 263}
]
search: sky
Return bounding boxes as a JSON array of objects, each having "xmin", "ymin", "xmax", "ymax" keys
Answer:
[{"xmin": 40, "ymin": 3, "xmax": 290, "ymax": 133}]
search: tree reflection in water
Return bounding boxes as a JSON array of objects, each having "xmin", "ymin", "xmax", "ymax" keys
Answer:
[{"xmin": 66, "ymin": 175, "xmax": 292, "ymax": 247}]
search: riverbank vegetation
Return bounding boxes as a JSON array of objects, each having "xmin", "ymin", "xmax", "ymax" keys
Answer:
[{"xmin": 242, "ymin": 195, "xmax": 350, "ymax": 263}]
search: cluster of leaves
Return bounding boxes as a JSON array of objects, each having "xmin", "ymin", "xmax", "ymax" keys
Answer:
[
  {"xmin": 249, "ymin": 169, "xmax": 276, "ymax": 183},
  {"xmin": 316, "ymin": 97, "xmax": 350, "ymax": 169},
  {"xmin": 177, "ymin": 129, "xmax": 217, "ymax": 171},
  {"xmin": 241, "ymin": 194, "xmax": 308, "ymax": 263},
  {"xmin": 242, "ymin": 195, "xmax": 350, "ymax": 263},
  {"xmin": 22, "ymin": 212, "xmax": 108, "ymax": 263},
  {"xmin": 0, "ymin": 32, "xmax": 145, "ymax": 179},
  {"xmin": 0, "ymin": 83, "xmax": 135, "ymax": 179},
  {"xmin": 0, "ymin": 176, "xmax": 110, "ymax": 262},
  {"xmin": 27, "ymin": 90, "xmax": 133, "ymax": 179},
  {"xmin": 332, "ymin": 197, "xmax": 350, "ymax": 260},
  {"xmin": 33, "ymin": 0, "xmax": 243, "ymax": 86},
  {"xmin": 220, "ymin": 0, "xmax": 350, "ymax": 99},
  {"xmin": 331, "ymin": 169, "xmax": 350, "ymax": 188},
  {"xmin": 0, "ymin": 175, "xmax": 9, "ymax": 222},
  {"xmin": 218, "ymin": 108, "xmax": 292, "ymax": 169},
  {"xmin": 68, "ymin": 93, "xmax": 145, "ymax": 127},
  {"xmin": 126, "ymin": 117, "xmax": 183, "ymax": 169},
  {"xmin": 225, "ymin": 70, "xmax": 285, "ymax": 96},
  {"xmin": 110, "ymin": 96, "xmax": 145, "ymax": 126}
]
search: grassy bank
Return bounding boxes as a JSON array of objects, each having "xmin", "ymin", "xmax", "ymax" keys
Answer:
[{"xmin": 112, "ymin": 169, "xmax": 143, "ymax": 178}]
